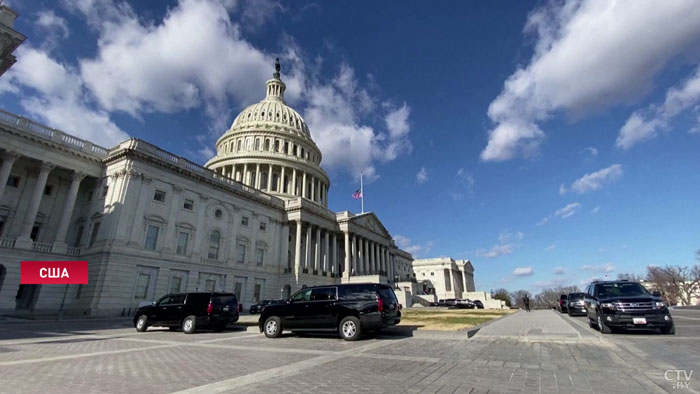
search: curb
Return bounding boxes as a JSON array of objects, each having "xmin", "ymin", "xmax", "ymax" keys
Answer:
[{"xmin": 466, "ymin": 310, "xmax": 520, "ymax": 339}]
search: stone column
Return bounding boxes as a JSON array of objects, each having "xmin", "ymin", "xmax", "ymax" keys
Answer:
[
  {"xmin": 162, "ymin": 185, "xmax": 182, "ymax": 254},
  {"xmin": 292, "ymin": 168, "xmax": 297, "ymax": 196},
  {"xmin": 343, "ymin": 232, "xmax": 350, "ymax": 279},
  {"xmin": 350, "ymin": 234, "xmax": 357, "ymax": 277},
  {"xmin": 16, "ymin": 161, "xmax": 55, "ymax": 249},
  {"xmin": 314, "ymin": 226, "xmax": 321, "ymax": 273},
  {"xmin": 267, "ymin": 164, "xmax": 272, "ymax": 191},
  {"xmin": 310, "ymin": 176, "xmax": 315, "ymax": 202},
  {"xmin": 255, "ymin": 163, "xmax": 261, "ymax": 189},
  {"xmin": 242, "ymin": 164, "xmax": 248, "ymax": 185},
  {"xmin": 331, "ymin": 233, "xmax": 337, "ymax": 276},
  {"xmin": 323, "ymin": 230, "xmax": 330, "ymax": 273},
  {"xmin": 302, "ymin": 172, "xmax": 307, "ymax": 199},
  {"xmin": 294, "ymin": 220, "xmax": 302, "ymax": 277},
  {"xmin": 0, "ymin": 150, "xmax": 20, "ymax": 201},
  {"xmin": 361, "ymin": 238, "xmax": 368, "ymax": 275},
  {"xmin": 304, "ymin": 224, "xmax": 312, "ymax": 272},
  {"xmin": 281, "ymin": 222, "xmax": 290, "ymax": 271},
  {"xmin": 52, "ymin": 171, "xmax": 85, "ymax": 252},
  {"xmin": 280, "ymin": 166, "xmax": 286, "ymax": 193}
]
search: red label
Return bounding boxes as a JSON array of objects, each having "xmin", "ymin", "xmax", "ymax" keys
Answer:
[{"xmin": 21, "ymin": 261, "xmax": 88, "ymax": 284}]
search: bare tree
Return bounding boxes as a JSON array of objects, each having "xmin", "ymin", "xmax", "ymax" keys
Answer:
[
  {"xmin": 646, "ymin": 265, "xmax": 700, "ymax": 306},
  {"xmin": 491, "ymin": 288, "xmax": 512, "ymax": 307},
  {"xmin": 511, "ymin": 290, "xmax": 532, "ymax": 309},
  {"xmin": 617, "ymin": 272, "xmax": 643, "ymax": 281},
  {"xmin": 531, "ymin": 286, "xmax": 580, "ymax": 309}
]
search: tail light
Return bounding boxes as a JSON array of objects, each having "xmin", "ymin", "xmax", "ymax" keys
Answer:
[
  {"xmin": 377, "ymin": 298, "xmax": 384, "ymax": 312},
  {"xmin": 207, "ymin": 302, "xmax": 213, "ymax": 314},
  {"xmin": 398, "ymin": 303, "xmax": 403, "ymax": 310}
]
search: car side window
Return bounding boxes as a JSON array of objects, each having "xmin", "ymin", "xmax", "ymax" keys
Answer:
[
  {"xmin": 156, "ymin": 295, "xmax": 171, "ymax": 306},
  {"xmin": 160, "ymin": 294, "xmax": 185, "ymax": 306},
  {"xmin": 292, "ymin": 289, "xmax": 311, "ymax": 302},
  {"xmin": 310, "ymin": 287, "xmax": 337, "ymax": 301}
]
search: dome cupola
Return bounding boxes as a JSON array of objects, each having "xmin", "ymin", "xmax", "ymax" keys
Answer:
[{"xmin": 205, "ymin": 59, "xmax": 330, "ymax": 207}]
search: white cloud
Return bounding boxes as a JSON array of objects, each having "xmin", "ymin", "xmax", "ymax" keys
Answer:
[
  {"xmin": 531, "ymin": 277, "xmax": 571, "ymax": 290},
  {"xmin": 580, "ymin": 263, "xmax": 615, "ymax": 273},
  {"xmin": 477, "ymin": 230, "xmax": 523, "ymax": 258},
  {"xmin": 568, "ymin": 164, "xmax": 623, "ymax": 194},
  {"xmin": 0, "ymin": 46, "xmax": 128, "ymax": 147},
  {"xmin": 583, "ymin": 146, "xmax": 598, "ymax": 156},
  {"xmin": 617, "ymin": 66, "xmax": 700, "ymax": 149},
  {"xmin": 513, "ymin": 267, "xmax": 534, "ymax": 276},
  {"xmin": 481, "ymin": 0, "xmax": 700, "ymax": 161},
  {"xmin": 553, "ymin": 267, "xmax": 565, "ymax": 275},
  {"xmin": 36, "ymin": 10, "xmax": 70, "ymax": 44},
  {"xmin": 393, "ymin": 235, "xmax": 432, "ymax": 258},
  {"xmin": 538, "ymin": 202, "xmax": 581, "ymax": 225},
  {"xmin": 590, "ymin": 206, "xmax": 600, "ymax": 214},
  {"xmin": 544, "ymin": 244, "xmax": 556, "ymax": 252},
  {"xmin": 558, "ymin": 184, "xmax": 567, "ymax": 196},
  {"xmin": 449, "ymin": 168, "xmax": 475, "ymax": 200},
  {"xmin": 416, "ymin": 167, "xmax": 428, "ymax": 183},
  {"xmin": 554, "ymin": 202, "xmax": 581, "ymax": 219}
]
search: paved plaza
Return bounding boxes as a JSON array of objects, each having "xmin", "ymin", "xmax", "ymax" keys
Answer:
[{"xmin": 0, "ymin": 310, "xmax": 698, "ymax": 394}]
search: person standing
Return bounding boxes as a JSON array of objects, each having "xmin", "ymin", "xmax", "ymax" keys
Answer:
[{"xmin": 523, "ymin": 295, "xmax": 530, "ymax": 312}]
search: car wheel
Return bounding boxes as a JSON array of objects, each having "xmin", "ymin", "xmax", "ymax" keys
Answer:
[
  {"xmin": 135, "ymin": 315, "xmax": 148, "ymax": 332},
  {"xmin": 182, "ymin": 315, "xmax": 197, "ymax": 334},
  {"xmin": 588, "ymin": 317, "xmax": 597, "ymax": 329},
  {"xmin": 660, "ymin": 323, "xmax": 675, "ymax": 335},
  {"xmin": 339, "ymin": 316, "xmax": 362, "ymax": 341},
  {"xmin": 264, "ymin": 316, "xmax": 283, "ymax": 338},
  {"xmin": 597, "ymin": 314, "xmax": 612, "ymax": 334}
]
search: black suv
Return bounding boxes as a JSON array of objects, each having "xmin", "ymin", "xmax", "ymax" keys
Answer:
[
  {"xmin": 249, "ymin": 299, "xmax": 282, "ymax": 314},
  {"xmin": 133, "ymin": 292, "xmax": 239, "ymax": 334},
  {"xmin": 259, "ymin": 283, "xmax": 401, "ymax": 341},
  {"xmin": 584, "ymin": 280, "xmax": 674, "ymax": 335},
  {"xmin": 566, "ymin": 292, "xmax": 586, "ymax": 316},
  {"xmin": 557, "ymin": 294, "xmax": 568, "ymax": 313}
]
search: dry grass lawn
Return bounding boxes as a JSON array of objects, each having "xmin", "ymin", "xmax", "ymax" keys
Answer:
[{"xmin": 399, "ymin": 308, "xmax": 516, "ymax": 331}]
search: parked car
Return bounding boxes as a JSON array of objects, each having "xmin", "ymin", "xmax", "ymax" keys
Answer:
[
  {"xmin": 557, "ymin": 294, "xmax": 568, "ymax": 313},
  {"xmin": 584, "ymin": 280, "xmax": 674, "ymax": 335},
  {"xmin": 566, "ymin": 292, "xmax": 587, "ymax": 316},
  {"xmin": 428, "ymin": 301, "xmax": 440, "ymax": 307},
  {"xmin": 473, "ymin": 300, "xmax": 484, "ymax": 309},
  {"xmin": 259, "ymin": 283, "xmax": 401, "ymax": 341},
  {"xmin": 249, "ymin": 299, "xmax": 282, "ymax": 314},
  {"xmin": 451, "ymin": 299, "xmax": 476, "ymax": 309},
  {"xmin": 134, "ymin": 292, "xmax": 239, "ymax": 334},
  {"xmin": 444, "ymin": 298, "xmax": 458, "ymax": 307}
]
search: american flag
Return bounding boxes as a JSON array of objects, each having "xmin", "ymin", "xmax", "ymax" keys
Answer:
[{"xmin": 352, "ymin": 189, "xmax": 362, "ymax": 199}]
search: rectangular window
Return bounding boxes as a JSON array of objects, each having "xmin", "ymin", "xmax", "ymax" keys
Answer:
[
  {"xmin": 183, "ymin": 199, "xmax": 194, "ymax": 210},
  {"xmin": 169, "ymin": 276, "xmax": 182, "ymax": 293},
  {"xmin": 145, "ymin": 225, "xmax": 159, "ymax": 250},
  {"xmin": 6, "ymin": 175, "xmax": 20, "ymax": 187},
  {"xmin": 241, "ymin": 216, "xmax": 248, "ymax": 226},
  {"xmin": 75, "ymin": 284, "xmax": 83, "ymax": 300},
  {"xmin": 89, "ymin": 222, "xmax": 100, "ymax": 246},
  {"xmin": 30, "ymin": 225, "xmax": 40, "ymax": 241},
  {"xmin": 134, "ymin": 273, "xmax": 150, "ymax": 299},
  {"xmin": 259, "ymin": 222, "xmax": 266, "ymax": 231},
  {"xmin": 176, "ymin": 231, "xmax": 189, "ymax": 255},
  {"xmin": 253, "ymin": 283, "xmax": 262, "ymax": 303},
  {"xmin": 153, "ymin": 190, "xmax": 166, "ymax": 202},
  {"xmin": 101, "ymin": 186, "xmax": 108, "ymax": 198},
  {"xmin": 234, "ymin": 282, "xmax": 243, "ymax": 300},
  {"xmin": 0, "ymin": 216, "xmax": 5, "ymax": 236},
  {"xmin": 237, "ymin": 243, "xmax": 246, "ymax": 264},
  {"xmin": 43, "ymin": 185, "xmax": 53, "ymax": 196},
  {"xmin": 256, "ymin": 248, "xmax": 264, "ymax": 266},
  {"xmin": 204, "ymin": 279, "xmax": 216, "ymax": 292},
  {"xmin": 73, "ymin": 225, "xmax": 84, "ymax": 247}
]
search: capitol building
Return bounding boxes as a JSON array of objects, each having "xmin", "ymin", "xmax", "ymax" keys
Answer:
[{"xmin": 0, "ymin": 56, "xmax": 482, "ymax": 316}]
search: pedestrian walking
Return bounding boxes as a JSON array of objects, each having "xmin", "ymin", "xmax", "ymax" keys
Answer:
[{"xmin": 523, "ymin": 295, "xmax": 530, "ymax": 312}]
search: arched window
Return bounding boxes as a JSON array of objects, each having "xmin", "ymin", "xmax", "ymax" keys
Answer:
[
  {"xmin": 275, "ymin": 140, "xmax": 280, "ymax": 152},
  {"xmin": 272, "ymin": 174, "xmax": 279, "ymax": 192},
  {"xmin": 292, "ymin": 144, "xmax": 297, "ymax": 156},
  {"xmin": 208, "ymin": 230, "xmax": 221, "ymax": 260},
  {"xmin": 237, "ymin": 140, "xmax": 242, "ymax": 151},
  {"xmin": 265, "ymin": 139, "xmax": 270, "ymax": 151},
  {"xmin": 283, "ymin": 175, "xmax": 289, "ymax": 193},
  {"xmin": 255, "ymin": 138, "xmax": 260, "ymax": 151},
  {"xmin": 301, "ymin": 148, "xmax": 305, "ymax": 158},
  {"xmin": 261, "ymin": 173, "xmax": 268, "ymax": 190}
]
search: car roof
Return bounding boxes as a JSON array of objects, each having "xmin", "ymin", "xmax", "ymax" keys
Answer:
[{"xmin": 297, "ymin": 283, "xmax": 390, "ymax": 290}]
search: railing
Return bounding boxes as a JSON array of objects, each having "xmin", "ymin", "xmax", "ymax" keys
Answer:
[
  {"xmin": 0, "ymin": 238, "xmax": 15, "ymax": 248},
  {"xmin": 201, "ymin": 257, "xmax": 225, "ymax": 266},
  {"xmin": 0, "ymin": 108, "xmax": 109, "ymax": 158},
  {"xmin": 31, "ymin": 242, "xmax": 53, "ymax": 253},
  {"xmin": 66, "ymin": 247, "xmax": 81, "ymax": 256},
  {"xmin": 121, "ymin": 139, "xmax": 282, "ymax": 206}
]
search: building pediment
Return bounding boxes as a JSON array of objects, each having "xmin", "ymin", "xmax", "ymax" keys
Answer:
[{"xmin": 349, "ymin": 212, "xmax": 391, "ymax": 239}]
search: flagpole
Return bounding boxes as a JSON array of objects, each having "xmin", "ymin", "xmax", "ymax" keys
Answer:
[{"xmin": 360, "ymin": 173, "xmax": 364, "ymax": 214}]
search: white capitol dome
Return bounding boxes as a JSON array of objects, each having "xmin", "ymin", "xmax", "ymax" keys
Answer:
[{"xmin": 205, "ymin": 60, "xmax": 330, "ymax": 207}]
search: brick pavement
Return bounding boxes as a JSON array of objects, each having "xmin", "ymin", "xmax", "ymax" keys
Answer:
[{"xmin": 0, "ymin": 310, "xmax": 696, "ymax": 394}]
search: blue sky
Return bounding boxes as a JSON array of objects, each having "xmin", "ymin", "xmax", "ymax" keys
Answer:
[{"xmin": 2, "ymin": 0, "xmax": 699, "ymax": 293}]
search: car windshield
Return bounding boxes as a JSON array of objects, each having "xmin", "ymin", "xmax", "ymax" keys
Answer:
[
  {"xmin": 597, "ymin": 283, "xmax": 649, "ymax": 297},
  {"xmin": 378, "ymin": 286, "xmax": 397, "ymax": 301},
  {"xmin": 568, "ymin": 293, "xmax": 585, "ymax": 301}
]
